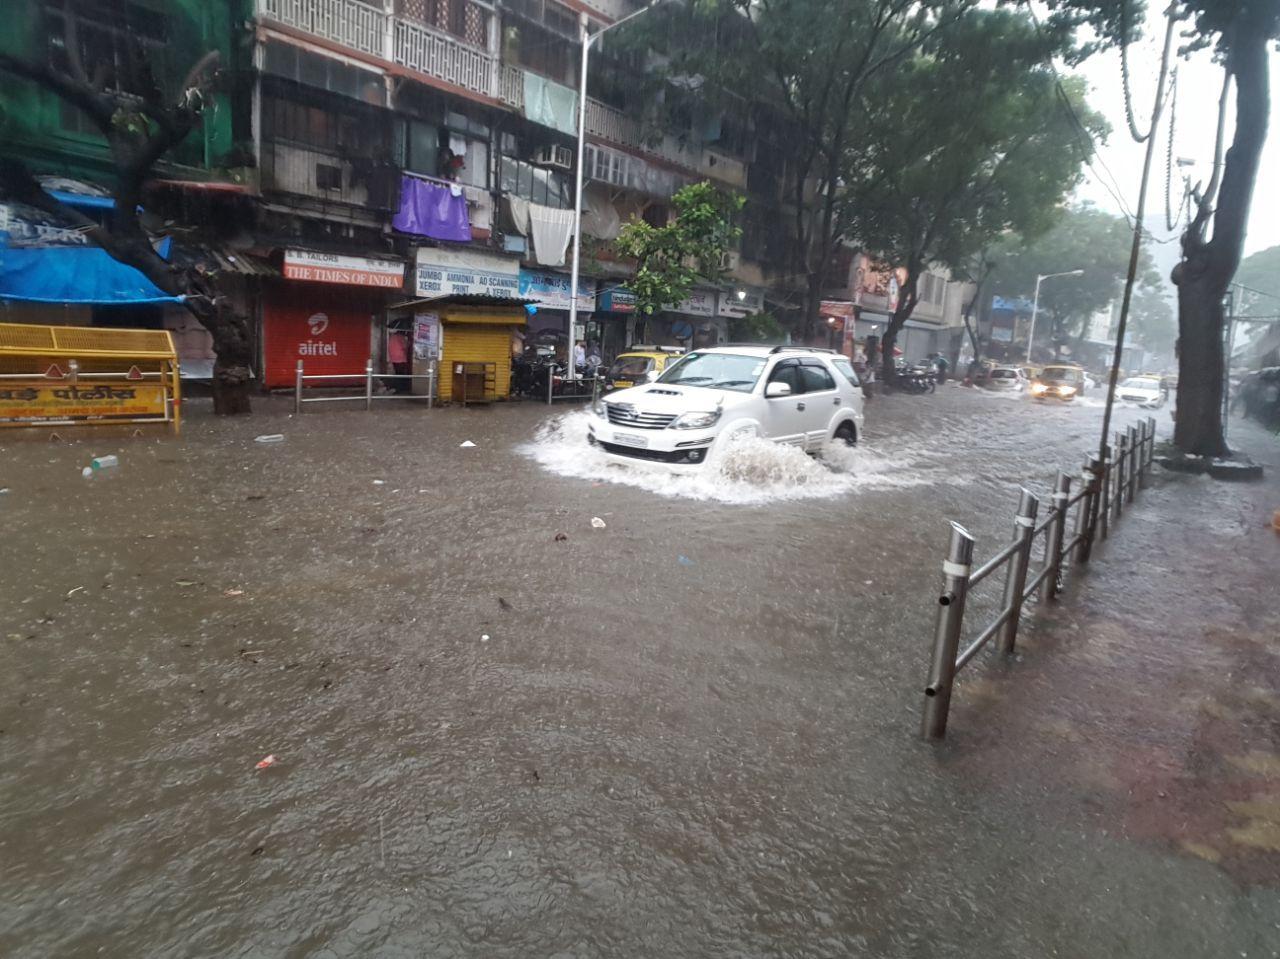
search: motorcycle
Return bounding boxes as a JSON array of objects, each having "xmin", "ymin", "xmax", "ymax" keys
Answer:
[{"xmin": 893, "ymin": 363, "xmax": 936, "ymax": 394}]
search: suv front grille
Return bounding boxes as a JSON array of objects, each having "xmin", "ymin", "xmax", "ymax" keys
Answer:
[{"xmin": 606, "ymin": 405, "xmax": 677, "ymax": 430}]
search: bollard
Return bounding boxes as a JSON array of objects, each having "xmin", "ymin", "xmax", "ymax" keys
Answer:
[
  {"xmin": 294, "ymin": 360, "xmax": 304, "ymax": 416},
  {"xmin": 1147, "ymin": 416, "xmax": 1157, "ymax": 472},
  {"xmin": 1126, "ymin": 425, "xmax": 1139, "ymax": 502},
  {"xmin": 1136, "ymin": 420, "xmax": 1149, "ymax": 490},
  {"xmin": 1113, "ymin": 431, "xmax": 1127, "ymax": 520},
  {"xmin": 997, "ymin": 488, "xmax": 1040, "ymax": 655},
  {"xmin": 1076, "ymin": 455, "xmax": 1102, "ymax": 563},
  {"xmin": 364, "ymin": 359, "xmax": 374, "ymax": 411},
  {"xmin": 546, "ymin": 363, "xmax": 553, "ymax": 405},
  {"xmin": 1043, "ymin": 472, "xmax": 1072, "ymax": 601},
  {"xmin": 922, "ymin": 522, "xmax": 975, "ymax": 740}
]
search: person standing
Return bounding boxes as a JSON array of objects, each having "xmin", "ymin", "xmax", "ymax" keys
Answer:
[
  {"xmin": 933, "ymin": 352, "xmax": 949, "ymax": 385},
  {"xmin": 388, "ymin": 329, "xmax": 410, "ymax": 393},
  {"xmin": 574, "ymin": 340, "xmax": 587, "ymax": 371}
]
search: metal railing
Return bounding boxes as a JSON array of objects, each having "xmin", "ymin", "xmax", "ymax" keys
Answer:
[
  {"xmin": 258, "ymin": 0, "xmax": 388, "ymax": 60},
  {"xmin": 922, "ymin": 416, "xmax": 1158, "ymax": 739},
  {"xmin": 543, "ymin": 371, "xmax": 604, "ymax": 404},
  {"xmin": 293, "ymin": 359, "xmax": 436, "ymax": 414}
]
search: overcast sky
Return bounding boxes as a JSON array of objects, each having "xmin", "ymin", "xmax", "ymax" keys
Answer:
[{"xmin": 1069, "ymin": 6, "xmax": 1280, "ymax": 259}]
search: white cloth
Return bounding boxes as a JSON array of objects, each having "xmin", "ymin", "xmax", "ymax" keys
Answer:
[
  {"xmin": 581, "ymin": 185, "xmax": 621, "ymax": 240},
  {"xmin": 448, "ymin": 134, "xmax": 467, "ymax": 158},
  {"xmin": 574, "ymin": 344, "xmax": 586, "ymax": 367},
  {"xmin": 506, "ymin": 195, "xmax": 531, "ymax": 236},
  {"xmin": 529, "ymin": 203, "xmax": 575, "ymax": 267}
]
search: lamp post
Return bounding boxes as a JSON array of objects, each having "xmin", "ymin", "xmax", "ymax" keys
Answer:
[
  {"xmin": 1025, "ymin": 269, "xmax": 1084, "ymax": 363},
  {"xmin": 567, "ymin": 0, "xmax": 670, "ymax": 379}
]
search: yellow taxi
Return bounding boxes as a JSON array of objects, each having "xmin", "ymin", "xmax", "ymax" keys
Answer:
[
  {"xmin": 1029, "ymin": 364, "xmax": 1086, "ymax": 401},
  {"xmin": 603, "ymin": 346, "xmax": 685, "ymax": 392}
]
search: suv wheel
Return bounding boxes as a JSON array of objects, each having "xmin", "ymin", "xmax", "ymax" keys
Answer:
[{"xmin": 833, "ymin": 421, "xmax": 857, "ymax": 446}]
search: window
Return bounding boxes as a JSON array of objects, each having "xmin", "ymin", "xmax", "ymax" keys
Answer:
[
  {"xmin": 397, "ymin": 0, "xmax": 490, "ymax": 48},
  {"xmin": 919, "ymin": 272, "xmax": 946, "ymax": 305},
  {"xmin": 832, "ymin": 357, "xmax": 860, "ymax": 388},
  {"xmin": 263, "ymin": 42, "xmax": 385, "ymax": 105},
  {"xmin": 500, "ymin": 155, "xmax": 570, "ymax": 208},
  {"xmin": 405, "ymin": 120, "xmax": 439, "ymax": 176},
  {"xmin": 799, "ymin": 361, "xmax": 836, "ymax": 393},
  {"xmin": 315, "ymin": 164, "xmax": 343, "ymax": 191},
  {"xmin": 767, "ymin": 359, "xmax": 803, "ymax": 394},
  {"xmin": 261, "ymin": 90, "xmax": 391, "ymax": 159}
]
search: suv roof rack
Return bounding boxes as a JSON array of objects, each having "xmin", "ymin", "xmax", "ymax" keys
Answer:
[{"xmin": 768, "ymin": 345, "xmax": 837, "ymax": 354}]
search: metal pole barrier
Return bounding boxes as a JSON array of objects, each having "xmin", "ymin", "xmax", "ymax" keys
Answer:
[
  {"xmin": 1043, "ymin": 472, "xmax": 1072, "ymax": 601},
  {"xmin": 427, "ymin": 360, "xmax": 435, "ymax": 410},
  {"xmin": 546, "ymin": 363, "xmax": 553, "ymax": 405},
  {"xmin": 1078, "ymin": 455, "xmax": 1102, "ymax": 563},
  {"xmin": 922, "ymin": 522, "xmax": 975, "ymax": 740},
  {"xmin": 997, "ymin": 488, "xmax": 1040, "ymax": 656},
  {"xmin": 294, "ymin": 360, "xmax": 303, "ymax": 416},
  {"xmin": 1113, "ymin": 431, "xmax": 1126, "ymax": 521},
  {"xmin": 1126, "ymin": 425, "xmax": 1139, "ymax": 502},
  {"xmin": 1099, "ymin": 451, "xmax": 1111, "ymax": 540},
  {"xmin": 365, "ymin": 359, "xmax": 374, "ymax": 411},
  {"xmin": 1147, "ymin": 415, "xmax": 1157, "ymax": 472},
  {"xmin": 1136, "ymin": 420, "xmax": 1149, "ymax": 490}
]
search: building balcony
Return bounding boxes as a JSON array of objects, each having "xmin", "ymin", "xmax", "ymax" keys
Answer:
[{"xmin": 256, "ymin": 0, "xmax": 499, "ymax": 100}]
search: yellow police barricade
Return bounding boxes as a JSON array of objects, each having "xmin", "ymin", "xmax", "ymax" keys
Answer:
[{"xmin": 0, "ymin": 322, "xmax": 182, "ymax": 433}]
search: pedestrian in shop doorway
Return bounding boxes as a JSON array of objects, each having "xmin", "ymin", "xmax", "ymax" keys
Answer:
[
  {"xmin": 574, "ymin": 339, "xmax": 587, "ymax": 371},
  {"xmin": 388, "ymin": 328, "xmax": 411, "ymax": 393}
]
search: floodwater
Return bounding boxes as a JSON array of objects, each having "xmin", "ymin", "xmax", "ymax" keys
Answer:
[{"xmin": 1, "ymin": 387, "xmax": 1277, "ymax": 958}]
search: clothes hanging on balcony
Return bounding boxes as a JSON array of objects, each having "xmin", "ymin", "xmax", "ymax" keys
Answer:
[
  {"xmin": 522, "ymin": 73, "xmax": 578, "ymax": 137},
  {"xmin": 393, "ymin": 176, "xmax": 471, "ymax": 242},
  {"xmin": 528, "ymin": 203, "xmax": 574, "ymax": 267},
  {"xmin": 581, "ymin": 185, "xmax": 621, "ymax": 241},
  {"xmin": 501, "ymin": 195, "xmax": 531, "ymax": 236}
]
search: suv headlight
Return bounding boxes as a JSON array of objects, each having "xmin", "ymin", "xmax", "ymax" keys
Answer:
[
  {"xmin": 1030, "ymin": 382, "xmax": 1047, "ymax": 394},
  {"xmin": 671, "ymin": 410, "xmax": 721, "ymax": 430}
]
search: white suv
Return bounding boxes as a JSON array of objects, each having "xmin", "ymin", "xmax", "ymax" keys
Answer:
[{"xmin": 587, "ymin": 345, "xmax": 865, "ymax": 470}]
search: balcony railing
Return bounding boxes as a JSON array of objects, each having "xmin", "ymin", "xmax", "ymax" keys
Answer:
[
  {"xmin": 500, "ymin": 63, "xmax": 524, "ymax": 109},
  {"xmin": 257, "ymin": 0, "xmax": 498, "ymax": 99},
  {"xmin": 258, "ymin": 0, "xmax": 387, "ymax": 59},
  {"xmin": 394, "ymin": 18, "xmax": 495, "ymax": 97}
]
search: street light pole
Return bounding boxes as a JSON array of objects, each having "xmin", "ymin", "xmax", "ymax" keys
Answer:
[
  {"xmin": 1025, "ymin": 269, "xmax": 1084, "ymax": 363},
  {"xmin": 567, "ymin": 0, "xmax": 668, "ymax": 382}
]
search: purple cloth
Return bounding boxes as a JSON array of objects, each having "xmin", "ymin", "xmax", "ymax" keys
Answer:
[{"xmin": 393, "ymin": 177, "xmax": 471, "ymax": 241}]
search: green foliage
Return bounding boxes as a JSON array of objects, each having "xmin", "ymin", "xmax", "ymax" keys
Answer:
[
  {"xmin": 1235, "ymin": 244, "xmax": 1280, "ymax": 314},
  {"xmin": 843, "ymin": 8, "xmax": 1101, "ymax": 316},
  {"xmin": 613, "ymin": 181, "xmax": 743, "ymax": 317},
  {"xmin": 985, "ymin": 205, "xmax": 1161, "ymax": 344},
  {"xmin": 727, "ymin": 311, "xmax": 784, "ymax": 343},
  {"xmin": 1128, "ymin": 285, "xmax": 1177, "ymax": 353}
]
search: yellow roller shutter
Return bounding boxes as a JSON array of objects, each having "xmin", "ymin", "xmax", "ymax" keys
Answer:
[{"xmin": 438, "ymin": 324, "xmax": 513, "ymax": 401}]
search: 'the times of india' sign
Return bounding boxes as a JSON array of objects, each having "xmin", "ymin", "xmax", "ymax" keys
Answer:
[
  {"xmin": 0, "ymin": 383, "xmax": 167, "ymax": 423},
  {"xmin": 284, "ymin": 250, "xmax": 406, "ymax": 288},
  {"xmin": 415, "ymin": 248, "xmax": 520, "ymax": 299}
]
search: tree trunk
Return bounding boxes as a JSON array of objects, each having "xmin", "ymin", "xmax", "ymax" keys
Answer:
[
  {"xmin": 187, "ymin": 295, "xmax": 254, "ymax": 415},
  {"xmin": 1172, "ymin": 275, "xmax": 1226, "ymax": 455},
  {"xmin": 880, "ymin": 265, "xmax": 921, "ymax": 386},
  {"xmin": 1173, "ymin": 6, "xmax": 1273, "ymax": 456}
]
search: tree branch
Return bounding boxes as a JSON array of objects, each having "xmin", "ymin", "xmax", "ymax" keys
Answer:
[{"xmin": 0, "ymin": 51, "xmax": 114, "ymax": 132}]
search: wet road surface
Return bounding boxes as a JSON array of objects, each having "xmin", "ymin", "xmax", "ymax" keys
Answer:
[{"xmin": 1, "ymin": 386, "xmax": 1278, "ymax": 957}]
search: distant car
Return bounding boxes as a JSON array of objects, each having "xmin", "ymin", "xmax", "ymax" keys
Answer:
[
  {"xmin": 984, "ymin": 366, "xmax": 1026, "ymax": 392},
  {"xmin": 1030, "ymin": 364, "xmax": 1086, "ymax": 401},
  {"xmin": 588, "ymin": 345, "xmax": 865, "ymax": 472},
  {"xmin": 1117, "ymin": 375, "xmax": 1167, "ymax": 409}
]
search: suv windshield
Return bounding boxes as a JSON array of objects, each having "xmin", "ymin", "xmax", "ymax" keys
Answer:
[
  {"xmin": 658, "ymin": 352, "xmax": 765, "ymax": 393},
  {"xmin": 991, "ymin": 369, "xmax": 1017, "ymax": 379}
]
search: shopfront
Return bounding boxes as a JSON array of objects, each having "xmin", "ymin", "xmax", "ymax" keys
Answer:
[
  {"xmin": 518, "ymin": 268, "xmax": 596, "ymax": 362},
  {"xmin": 261, "ymin": 249, "xmax": 406, "ymax": 389},
  {"xmin": 412, "ymin": 248, "xmax": 526, "ymax": 401}
]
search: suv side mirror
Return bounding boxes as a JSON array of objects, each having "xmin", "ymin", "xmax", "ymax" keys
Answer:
[{"xmin": 765, "ymin": 381, "xmax": 792, "ymax": 398}]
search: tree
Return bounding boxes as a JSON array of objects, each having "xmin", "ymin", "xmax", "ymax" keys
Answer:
[
  {"xmin": 840, "ymin": 7, "xmax": 1101, "ymax": 384},
  {"xmin": 0, "ymin": 7, "xmax": 254, "ymax": 414},
  {"xmin": 985, "ymin": 205, "xmax": 1159, "ymax": 355},
  {"xmin": 1047, "ymin": 0, "xmax": 1280, "ymax": 456},
  {"xmin": 613, "ymin": 181, "xmax": 743, "ymax": 318},
  {"xmin": 631, "ymin": 0, "xmax": 972, "ymax": 339},
  {"xmin": 1128, "ymin": 285, "xmax": 1176, "ymax": 358}
]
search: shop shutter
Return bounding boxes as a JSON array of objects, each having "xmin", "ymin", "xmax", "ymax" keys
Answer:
[
  {"xmin": 438, "ymin": 324, "xmax": 512, "ymax": 401},
  {"xmin": 262, "ymin": 294, "xmax": 373, "ymax": 389}
]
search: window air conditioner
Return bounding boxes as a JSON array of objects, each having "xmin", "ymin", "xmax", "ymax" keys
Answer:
[
  {"xmin": 532, "ymin": 144, "xmax": 574, "ymax": 170},
  {"xmin": 719, "ymin": 251, "xmax": 741, "ymax": 272}
]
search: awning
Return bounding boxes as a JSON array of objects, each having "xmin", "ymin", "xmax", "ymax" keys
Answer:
[
  {"xmin": 173, "ymin": 243, "xmax": 278, "ymax": 277},
  {"xmin": 0, "ymin": 240, "xmax": 181, "ymax": 305},
  {"xmin": 388, "ymin": 294, "xmax": 536, "ymax": 310}
]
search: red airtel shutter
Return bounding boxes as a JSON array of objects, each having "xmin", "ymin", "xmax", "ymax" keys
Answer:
[{"xmin": 262, "ymin": 293, "xmax": 374, "ymax": 389}]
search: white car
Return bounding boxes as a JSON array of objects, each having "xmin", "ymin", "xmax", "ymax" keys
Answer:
[
  {"xmin": 1117, "ymin": 376, "xmax": 1167, "ymax": 408},
  {"xmin": 985, "ymin": 366, "xmax": 1026, "ymax": 392},
  {"xmin": 587, "ymin": 345, "xmax": 866, "ymax": 471}
]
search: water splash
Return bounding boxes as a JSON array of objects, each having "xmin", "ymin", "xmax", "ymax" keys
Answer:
[{"xmin": 519, "ymin": 411, "xmax": 946, "ymax": 505}]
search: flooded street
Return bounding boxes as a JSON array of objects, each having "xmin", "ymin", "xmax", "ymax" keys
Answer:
[{"xmin": 2, "ymin": 387, "xmax": 1278, "ymax": 957}]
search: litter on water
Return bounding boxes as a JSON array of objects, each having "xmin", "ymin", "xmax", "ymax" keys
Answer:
[
  {"xmin": 460, "ymin": 440, "xmax": 477, "ymax": 448},
  {"xmin": 254, "ymin": 434, "xmax": 285, "ymax": 444}
]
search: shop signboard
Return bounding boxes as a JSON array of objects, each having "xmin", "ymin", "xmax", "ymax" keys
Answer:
[
  {"xmin": 283, "ymin": 250, "xmax": 405, "ymax": 289},
  {"xmin": 675, "ymin": 289, "xmax": 716, "ymax": 317},
  {"xmin": 413, "ymin": 313, "xmax": 442, "ymax": 359},
  {"xmin": 262, "ymin": 301, "xmax": 373, "ymax": 389},
  {"xmin": 415, "ymin": 248, "xmax": 520, "ymax": 299},
  {"xmin": 598, "ymin": 288, "xmax": 637, "ymax": 313},
  {"xmin": 518, "ymin": 269, "xmax": 595, "ymax": 311},
  {"xmin": 717, "ymin": 288, "xmax": 764, "ymax": 318},
  {"xmin": 820, "ymin": 299, "xmax": 855, "ymax": 318}
]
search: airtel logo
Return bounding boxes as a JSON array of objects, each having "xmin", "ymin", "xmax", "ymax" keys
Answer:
[{"xmin": 307, "ymin": 313, "xmax": 330, "ymax": 336}]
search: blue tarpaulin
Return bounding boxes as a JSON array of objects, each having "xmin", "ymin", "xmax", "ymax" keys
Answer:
[{"xmin": 0, "ymin": 239, "xmax": 182, "ymax": 305}]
